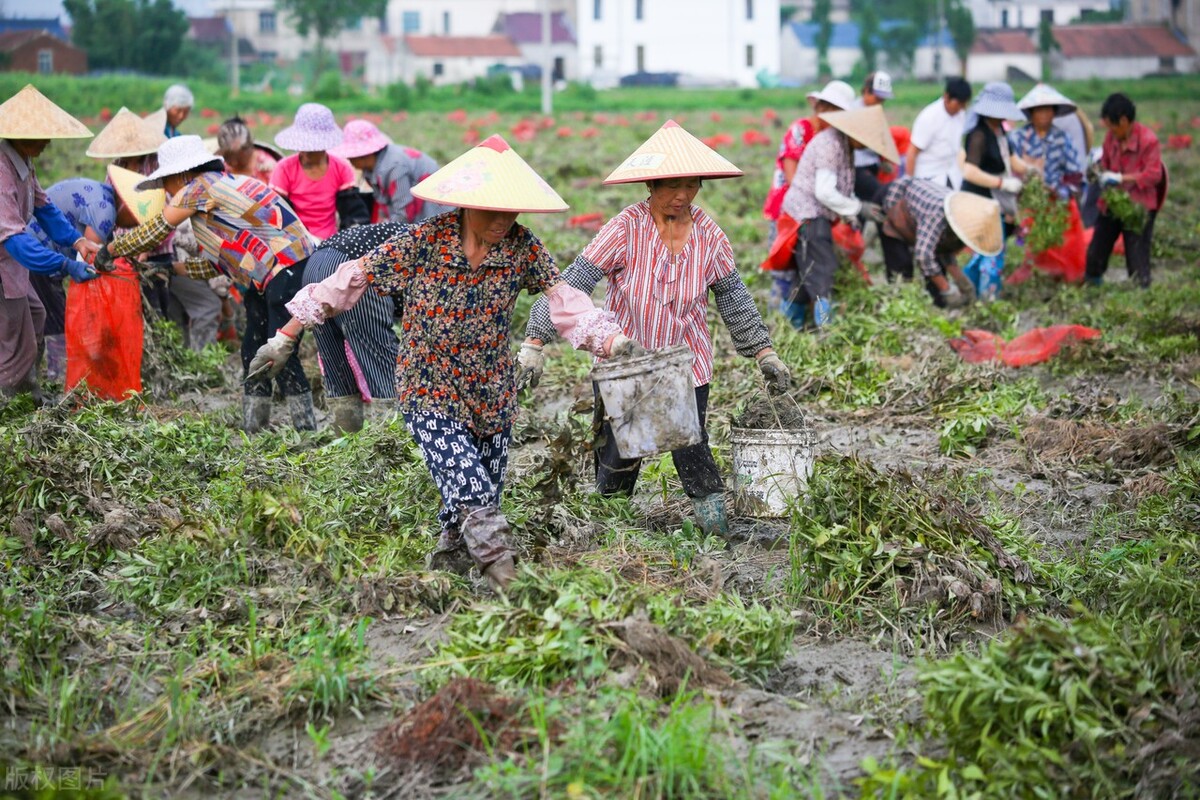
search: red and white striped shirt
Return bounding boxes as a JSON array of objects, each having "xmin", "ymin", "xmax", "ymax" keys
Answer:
[{"xmin": 581, "ymin": 200, "xmax": 736, "ymax": 386}]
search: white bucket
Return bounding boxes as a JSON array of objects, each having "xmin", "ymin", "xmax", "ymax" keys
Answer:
[
  {"xmin": 591, "ymin": 345, "xmax": 702, "ymax": 459},
  {"xmin": 731, "ymin": 424, "xmax": 815, "ymax": 517}
]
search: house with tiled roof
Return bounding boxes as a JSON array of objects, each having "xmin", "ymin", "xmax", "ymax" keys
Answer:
[
  {"xmin": 399, "ymin": 35, "xmax": 523, "ymax": 84},
  {"xmin": 967, "ymin": 28, "xmax": 1041, "ymax": 81},
  {"xmin": 1050, "ymin": 23, "xmax": 1195, "ymax": 78},
  {"xmin": 0, "ymin": 28, "xmax": 86, "ymax": 74},
  {"xmin": 493, "ymin": 11, "xmax": 577, "ymax": 81}
]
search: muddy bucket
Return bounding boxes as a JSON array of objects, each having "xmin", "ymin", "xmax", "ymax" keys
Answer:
[
  {"xmin": 731, "ymin": 422, "xmax": 815, "ymax": 517},
  {"xmin": 591, "ymin": 345, "xmax": 701, "ymax": 459}
]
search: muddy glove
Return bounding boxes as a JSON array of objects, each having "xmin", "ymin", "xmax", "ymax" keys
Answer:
[
  {"xmin": 939, "ymin": 282, "xmax": 970, "ymax": 310},
  {"xmin": 999, "ymin": 176, "xmax": 1024, "ymax": 194},
  {"xmin": 246, "ymin": 331, "xmax": 297, "ymax": 383},
  {"xmin": 951, "ymin": 271, "xmax": 977, "ymax": 304},
  {"xmin": 208, "ymin": 275, "xmax": 232, "ymax": 298},
  {"xmin": 64, "ymin": 257, "xmax": 97, "ymax": 284},
  {"xmin": 1099, "ymin": 171, "xmax": 1122, "ymax": 187},
  {"xmin": 93, "ymin": 245, "xmax": 116, "ymax": 273},
  {"xmin": 757, "ymin": 352, "xmax": 792, "ymax": 396},
  {"xmin": 608, "ymin": 334, "xmax": 648, "ymax": 358},
  {"xmin": 860, "ymin": 201, "xmax": 885, "ymax": 224},
  {"xmin": 515, "ymin": 342, "xmax": 544, "ymax": 389}
]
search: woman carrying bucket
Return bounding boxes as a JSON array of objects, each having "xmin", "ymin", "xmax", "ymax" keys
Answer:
[
  {"xmin": 245, "ymin": 135, "xmax": 631, "ymax": 592},
  {"xmin": 520, "ymin": 120, "xmax": 792, "ymax": 539}
]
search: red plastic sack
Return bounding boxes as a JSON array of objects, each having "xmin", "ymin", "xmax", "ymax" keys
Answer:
[
  {"xmin": 832, "ymin": 221, "xmax": 871, "ymax": 285},
  {"xmin": 1030, "ymin": 199, "xmax": 1087, "ymax": 283},
  {"xmin": 762, "ymin": 213, "xmax": 800, "ymax": 272},
  {"xmin": 949, "ymin": 325, "xmax": 1101, "ymax": 367},
  {"xmin": 65, "ymin": 258, "xmax": 143, "ymax": 400}
]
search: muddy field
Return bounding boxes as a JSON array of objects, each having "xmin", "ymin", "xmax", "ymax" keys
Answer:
[{"xmin": 2, "ymin": 92, "xmax": 1199, "ymax": 798}]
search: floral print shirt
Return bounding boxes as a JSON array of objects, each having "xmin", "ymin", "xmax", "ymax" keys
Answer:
[{"xmin": 360, "ymin": 210, "xmax": 559, "ymax": 435}]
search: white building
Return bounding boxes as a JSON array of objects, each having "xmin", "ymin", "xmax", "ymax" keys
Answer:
[
  {"xmin": 573, "ymin": 0, "xmax": 780, "ymax": 88},
  {"xmin": 780, "ymin": 21, "xmax": 866, "ymax": 83},
  {"xmin": 912, "ymin": 30, "xmax": 962, "ymax": 79},
  {"xmin": 965, "ymin": 0, "xmax": 1116, "ymax": 29},
  {"xmin": 493, "ymin": 10, "xmax": 578, "ymax": 81},
  {"xmin": 382, "ymin": 0, "xmax": 572, "ymax": 39},
  {"xmin": 1128, "ymin": 0, "xmax": 1200, "ymax": 54},
  {"xmin": 396, "ymin": 34, "xmax": 524, "ymax": 84},
  {"xmin": 966, "ymin": 28, "xmax": 1041, "ymax": 81}
]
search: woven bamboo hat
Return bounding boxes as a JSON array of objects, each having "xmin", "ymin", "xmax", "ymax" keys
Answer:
[
  {"xmin": 819, "ymin": 105, "xmax": 901, "ymax": 164},
  {"xmin": 603, "ymin": 120, "xmax": 742, "ymax": 185},
  {"xmin": 411, "ymin": 134, "xmax": 567, "ymax": 213},
  {"xmin": 944, "ymin": 192, "xmax": 1003, "ymax": 257},
  {"xmin": 143, "ymin": 108, "xmax": 167, "ymax": 135},
  {"xmin": 0, "ymin": 84, "xmax": 91, "ymax": 140},
  {"xmin": 108, "ymin": 164, "xmax": 166, "ymax": 224},
  {"xmin": 1017, "ymin": 83, "xmax": 1077, "ymax": 118},
  {"xmin": 87, "ymin": 107, "xmax": 166, "ymax": 159}
]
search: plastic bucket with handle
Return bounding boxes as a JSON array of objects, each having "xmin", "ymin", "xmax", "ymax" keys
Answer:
[
  {"xmin": 591, "ymin": 345, "xmax": 701, "ymax": 459},
  {"xmin": 731, "ymin": 421, "xmax": 814, "ymax": 517}
]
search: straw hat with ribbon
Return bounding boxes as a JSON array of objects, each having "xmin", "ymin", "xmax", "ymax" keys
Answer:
[
  {"xmin": 135, "ymin": 135, "xmax": 224, "ymax": 191},
  {"xmin": 1017, "ymin": 83, "xmax": 1077, "ymax": 118},
  {"xmin": 0, "ymin": 84, "xmax": 92, "ymax": 140},
  {"xmin": 819, "ymin": 105, "xmax": 902, "ymax": 164},
  {"xmin": 274, "ymin": 103, "xmax": 344, "ymax": 152},
  {"xmin": 411, "ymin": 134, "xmax": 566, "ymax": 213},
  {"xmin": 87, "ymin": 107, "xmax": 166, "ymax": 159},
  {"xmin": 603, "ymin": 120, "xmax": 742, "ymax": 185},
  {"xmin": 108, "ymin": 164, "xmax": 166, "ymax": 224},
  {"xmin": 945, "ymin": 192, "xmax": 1003, "ymax": 257},
  {"xmin": 330, "ymin": 119, "xmax": 392, "ymax": 160}
]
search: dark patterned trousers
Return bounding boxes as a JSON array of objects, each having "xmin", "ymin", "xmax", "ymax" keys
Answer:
[{"xmin": 402, "ymin": 410, "xmax": 511, "ymax": 531}]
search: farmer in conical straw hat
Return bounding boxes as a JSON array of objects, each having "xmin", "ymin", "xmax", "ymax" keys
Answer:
[
  {"xmin": 247, "ymin": 134, "xmax": 627, "ymax": 592},
  {"xmin": 521, "ymin": 120, "xmax": 792, "ymax": 540},
  {"xmin": 1011, "ymin": 84, "xmax": 1083, "ymax": 201},
  {"xmin": 331, "ymin": 118, "xmax": 452, "ymax": 224},
  {"xmin": 878, "ymin": 176, "xmax": 1003, "ymax": 309},
  {"xmin": 94, "ymin": 135, "xmax": 320, "ymax": 432},
  {"xmin": 779, "ymin": 104, "xmax": 900, "ymax": 329},
  {"xmin": 0, "ymin": 85, "xmax": 101, "ymax": 402}
]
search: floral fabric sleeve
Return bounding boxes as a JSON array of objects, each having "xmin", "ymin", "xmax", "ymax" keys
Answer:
[
  {"xmin": 517, "ymin": 227, "xmax": 560, "ymax": 294},
  {"xmin": 359, "ymin": 229, "xmax": 417, "ymax": 296}
]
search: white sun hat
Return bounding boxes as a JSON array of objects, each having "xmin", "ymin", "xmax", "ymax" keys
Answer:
[
  {"xmin": 0, "ymin": 84, "xmax": 92, "ymax": 139},
  {"xmin": 411, "ymin": 134, "xmax": 567, "ymax": 213},
  {"xmin": 1017, "ymin": 83, "xmax": 1077, "ymax": 118},
  {"xmin": 807, "ymin": 80, "xmax": 855, "ymax": 110},
  {"xmin": 135, "ymin": 135, "xmax": 224, "ymax": 191},
  {"xmin": 603, "ymin": 120, "xmax": 742, "ymax": 185}
]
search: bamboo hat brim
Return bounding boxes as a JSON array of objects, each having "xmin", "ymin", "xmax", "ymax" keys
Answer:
[
  {"xmin": 87, "ymin": 107, "xmax": 166, "ymax": 158},
  {"xmin": 819, "ymin": 105, "xmax": 901, "ymax": 164},
  {"xmin": 108, "ymin": 164, "xmax": 166, "ymax": 225},
  {"xmin": 0, "ymin": 84, "xmax": 92, "ymax": 139},
  {"xmin": 603, "ymin": 120, "xmax": 743, "ymax": 185},
  {"xmin": 944, "ymin": 192, "xmax": 1004, "ymax": 257},
  {"xmin": 411, "ymin": 134, "xmax": 567, "ymax": 213}
]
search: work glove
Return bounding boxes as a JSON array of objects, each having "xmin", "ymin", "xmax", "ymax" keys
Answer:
[
  {"xmin": 515, "ymin": 342, "xmax": 544, "ymax": 390},
  {"xmin": 951, "ymin": 271, "xmax": 978, "ymax": 304},
  {"xmin": 208, "ymin": 275, "xmax": 232, "ymax": 298},
  {"xmin": 245, "ymin": 331, "xmax": 297, "ymax": 383},
  {"xmin": 999, "ymin": 176, "xmax": 1024, "ymax": 194},
  {"xmin": 64, "ymin": 257, "xmax": 97, "ymax": 284},
  {"xmin": 860, "ymin": 201, "xmax": 885, "ymax": 224},
  {"xmin": 608, "ymin": 334, "xmax": 648, "ymax": 359},
  {"xmin": 93, "ymin": 245, "xmax": 116, "ymax": 273},
  {"xmin": 757, "ymin": 352, "xmax": 792, "ymax": 396},
  {"xmin": 939, "ymin": 283, "xmax": 970, "ymax": 310},
  {"xmin": 1099, "ymin": 171, "xmax": 1122, "ymax": 187}
]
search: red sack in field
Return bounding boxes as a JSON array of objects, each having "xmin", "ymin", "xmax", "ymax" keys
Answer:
[
  {"xmin": 568, "ymin": 212, "xmax": 605, "ymax": 232},
  {"xmin": 832, "ymin": 221, "xmax": 872, "ymax": 285},
  {"xmin": 65, "ymin": 258, "xmax": 143, "ymax": 400},
  {"xmin": 761, "ymin": 214, "xmax": 800, "ymax": 272},
  {"xmin": 1030, "ymin": 199, "xmax": 1087, "ymax": 283},
  {"xmin": 949, "ymin": 325, "xmax": 1100, "ymax": 367}
]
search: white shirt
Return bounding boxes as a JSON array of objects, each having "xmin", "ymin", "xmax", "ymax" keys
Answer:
[{"xmin": 910, "ymin": 97, "xmax": 965, "ymax": 189}]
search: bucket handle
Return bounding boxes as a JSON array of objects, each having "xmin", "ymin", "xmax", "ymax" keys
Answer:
[{"xmin": 761, "ymin": 375, "xmax": 806, "ymax": 431}]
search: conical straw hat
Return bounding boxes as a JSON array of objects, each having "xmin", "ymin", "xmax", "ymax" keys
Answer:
[
  {"xmin": 819, "ymin": 105, "xmax": 901, "ymax": 164},
  {"xmin": 944, "ymin": 192, "xmax": 1003, "ymax": 257},
  {"xmin": 603, "ymin": 120, "xmax": 743, "ymax": 185},
  {"xmin": 0, "ymin": 84, "xmax": 91, "ymax": 139},
  {"xmin": 411, "ymin": 134, "xmax": 567, "ymax": 213},
  {"xmin": 87, "ymin": 107, "xmax": 166, "ymax": 158},
  {"xmin": 108, "ymin": 164, "xmax": 166, "ymax": 225},
  {"xmin": 143, "ymin": 107, "xmax": 167, "ymax": 135}
]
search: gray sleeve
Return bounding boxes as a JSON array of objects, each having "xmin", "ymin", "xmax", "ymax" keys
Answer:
[
  {"xmin": 711, "ymin": 271, "xmax": 772, "ymax": 358},
  {"xmin": 525, "ymin": 253, "xmax": 606, "ymax": 344}
]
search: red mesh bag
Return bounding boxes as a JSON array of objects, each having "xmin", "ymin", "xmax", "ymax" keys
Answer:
[
  {"xmin": 65, "ymin": 258, "xmax": 143, "ymax": 400},
  {"xmin": 949, "ymin": 325, "xmax": 1100, "ymax": 367}
]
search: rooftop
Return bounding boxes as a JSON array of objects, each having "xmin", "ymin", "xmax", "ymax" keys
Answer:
[
  {"xmin": 1052, "ymin": 23, "xmax": 1195, "ymax": 58},
  {"xmin": 404, "ymin": 35, "xmax": 522, "ymax": 58}
]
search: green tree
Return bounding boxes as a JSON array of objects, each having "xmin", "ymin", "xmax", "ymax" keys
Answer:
[
  {"xmin": 858, "ymin": 2, "xmax": 881, "ymax": 72},
  {"xmin": 945, "ymin": 0, "xmax": 976, "ymax": 74},
  {"xmin": 813, "ymin": 0, "xmax": 833, "ymax": 78},
  {"xmin": 1037, "ymin": 17, "xmax": 1059, "ymax": 79},
  {"xmin": 65, "ymin": 0, "xmax": 188, "ymax": 75},
  {"xmin": 275, "ymin": 0, "xmax": 387, "ymax": 84}
]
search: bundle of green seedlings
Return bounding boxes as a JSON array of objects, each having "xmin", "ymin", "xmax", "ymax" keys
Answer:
[
  {"xmin": 1100, "ymin": 187, "xmax": 1148, "ymax": 233},
  {"xmin": 1019, "ymin": 173, "xmax": 1071, "ymax": 255},
  {"xmin": 786, "ymin": 455, "xmax": 1062, "ymax": 650}
]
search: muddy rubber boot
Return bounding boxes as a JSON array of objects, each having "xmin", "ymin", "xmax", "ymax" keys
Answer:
[
  {"xmin": 460, "ymin": 505, "xmax": 518, "ymax": 593},
  {"xmin": 691, "ymin": 492, "xmax": 730, "ymax": 538},
  {"xmin": 811, "ymin": 297, "xmax": 833, "ymax": 328},
  {"xmin": 287, "ymin": 391, "xmax": 317, "ymax": 431},
  {"xmin": 427, "ymin": 526, "xmax": 474, "ymax": 576},
  {"xmin": 242, "ymin": 395, "xmax": 272, "ymax": 433},
  {"xmin": 482, "ymin": 554, "xmax": 517, "ymax": 594},
  {"xmin": 328, "ymin": 395, "xmax": 365, "ymax": 434}
]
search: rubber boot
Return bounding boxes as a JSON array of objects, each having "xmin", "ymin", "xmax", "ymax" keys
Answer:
[
  {"xmin": 1084, "ymin": 275, "xmax": 1103, "ymax": 288},
  {"xmin": 691, "ymin": 492, "xmax": 730, "ymax": 538},
  {"xmin": 460, "ymin": 505, "xmax": 518, "ymax": 593},
  {"xmin": 811, "ymin": 297, "xmax": 833, "ymax": 328},
  {"xmin": 328, "ymin": 395, "xmax": 365, "ymax": 434},
  {"xmin": 427, "ymin": 526, "xmax": 474, "ymax": 576},
  {"xmin": 780, "ymin": 298, "xmax": 806, "ymax": 329},
  {"xmin": 242, "ymin": 395, "xmax": 272, "ymax": 433},
  {"xmin": 287, "ymin": 391, "xmax": 317, "ymax": 431}
]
